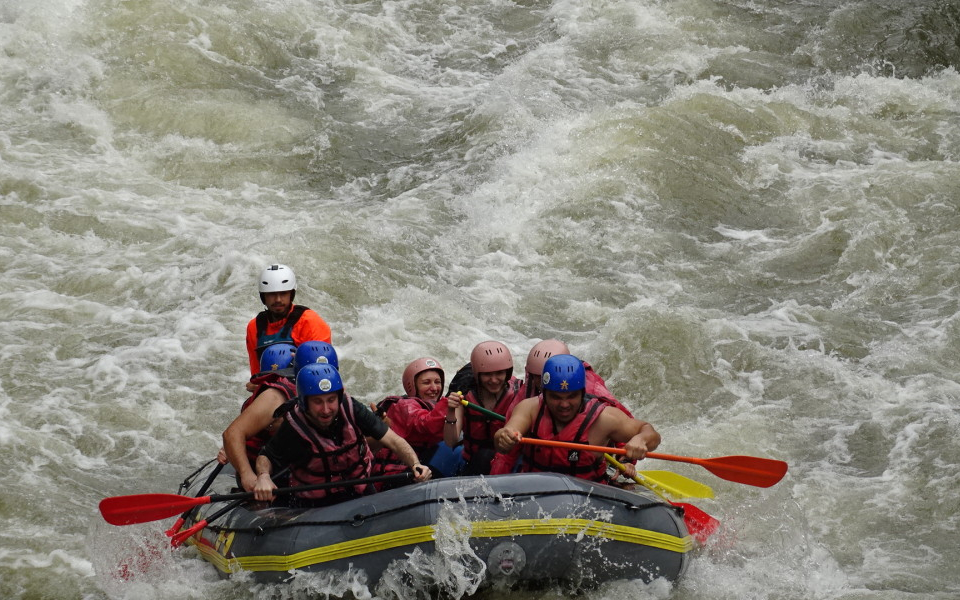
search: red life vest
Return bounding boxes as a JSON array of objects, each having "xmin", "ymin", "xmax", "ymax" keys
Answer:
[
  {"xmin": 519, "ymin": 394, "xmax": 610, "ymax": 482},
  {"xmin": 461, "ymin": 376, "xmax": 523, "ymax": 462},
  {"xmin": 240, "ymin": 373, "xmax": 297, "ymax": 465},
  {"xmin": 284, "ymin": 396, "xmax": 373, "ymax": 501},
  {"xmin": 370, "ymin": 395, "xmax": 445, "ymax": 479}
]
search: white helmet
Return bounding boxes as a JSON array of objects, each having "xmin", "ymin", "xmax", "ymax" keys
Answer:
[{"xmin": 258, "ymin": 264, "xmax": 297, "ymax": 302}]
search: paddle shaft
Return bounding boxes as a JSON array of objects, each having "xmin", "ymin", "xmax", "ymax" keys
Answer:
[
  {"xmin": 206, "ymin": 472, "xmax": 412, "ymax": 503},
  {"xmin": 461, "ymin": 399, "xmax": 504, "ymax": 420},
  {"xmin": 101, "ymin": 472, "xmax": 413, "ymax": 526}
]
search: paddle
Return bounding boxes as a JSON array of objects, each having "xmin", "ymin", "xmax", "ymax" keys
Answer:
[
  {"xmin": 460, "ymin": 398, "xmax": 505, "ymax": 420},
  {"xmin": 634, "ymin": 470, "xmax": 714, "ymax": 500},
  {"xmin": 169, "ymin": 498, "xmax": 245, "ymax": 547},
  {"xmin": 517, "ymin": 438, "xmax": 788, "ymax": 488},
  {"xmin": 461, "ymin": 398, "xmax": 715, "ymax": 498},
  {"xmin": 165, "ymin": 460, "xmax": 226, "ymax": 537},
  {"xmin": 100, "ymin": 472, "xmax": 413, "ymax": 526},
  {"xmin": 604, "ymin": 454, "xmax": 719, "ymax": 544}
]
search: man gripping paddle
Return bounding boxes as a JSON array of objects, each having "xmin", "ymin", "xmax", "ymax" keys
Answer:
[{"xmin": 493, "ymin": 354, "xmax": 661, "ymax": 484}]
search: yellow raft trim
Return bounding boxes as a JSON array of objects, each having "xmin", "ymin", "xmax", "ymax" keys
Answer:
[{"xmin": 191, "ymin": 517, "xmax": 693, "ymax": 574}]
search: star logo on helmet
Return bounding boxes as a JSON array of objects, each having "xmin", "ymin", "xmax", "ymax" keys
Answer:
[
  {"xmin": 560, "ymin": 380, "xmax": 569, "ymax": 390},
  {"xmin": 271, "ymin": 362, "xmax": 280, "ymax": 371}
]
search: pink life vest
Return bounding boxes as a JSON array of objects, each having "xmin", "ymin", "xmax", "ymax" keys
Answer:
[{"xmin": 284, "ymin": 396, "xmax": 373, "ymax": 501}]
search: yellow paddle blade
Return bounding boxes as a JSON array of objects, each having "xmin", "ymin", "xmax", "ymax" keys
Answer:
[{"xmin": 637, "ymin": 470, "xmax": 715, "ymax": 500}]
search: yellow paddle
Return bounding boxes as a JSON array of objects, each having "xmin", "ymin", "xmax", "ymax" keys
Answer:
[{"xmin": 634, "ymin": 470, "xmax": 714, "ymax": 500}]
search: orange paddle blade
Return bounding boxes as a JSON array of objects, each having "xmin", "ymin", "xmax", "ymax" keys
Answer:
[{"xmin": 646, "ymin": 452, "xmax": 788, "ymax": 488}]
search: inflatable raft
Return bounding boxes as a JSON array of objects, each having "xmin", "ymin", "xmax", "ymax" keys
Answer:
[{"xmin": 176, "ymin": 463, "xmax": 692, "ymax": 591}]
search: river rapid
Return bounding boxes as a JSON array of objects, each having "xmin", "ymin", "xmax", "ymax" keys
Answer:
[{"xmin": 2, "ymin": 0, "xmax": 960, "ymax": 598}]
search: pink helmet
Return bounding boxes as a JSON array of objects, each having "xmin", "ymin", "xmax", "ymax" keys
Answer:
[
  {"xmin": 470, "ymin": 341, "xmax": 514, "ymax": 375},
  {"xmin": 402, "ymin": 357, "xmax": 444, "ymax": 397},
  {"xmin": 525, "ymin": 339, "xmax": 570, "ymax": 377}
]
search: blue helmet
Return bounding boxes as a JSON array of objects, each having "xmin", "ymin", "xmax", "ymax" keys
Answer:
[
  {"xmin": 259, "ymin": 343, "xmax": 297, "ymax": 373},
  {"xmin": 296, "ymin": 363, "xmax": 344, "ymax": 399},
  {"xmin": 294, "ymin": 341, "xmax": 339, "ymax": 375},
  {"xmin": 541, "ymin": 354, "xmax": 585, "ymax": 393}
]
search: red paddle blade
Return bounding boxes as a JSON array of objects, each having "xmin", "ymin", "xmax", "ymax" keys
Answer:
[
  {"xmin": 164, "ymin": 517, "xmax": 186, "ymax": 537},
  {"xmin": 170, "ymin": 519, "xmax": 207, "ymax": 547},
  {"xmin": 696, "ymin": 455, "xmax": 787, "ymax": 488},
  {"xmin": 674, "ymin": 502, "xmax": 719, "ymax": 544},
  {"xmin": 100, "ymin": 493, "xmax": 210, "ymax": 526},
  {"xmin": 647, "ymin": 452, "xmax": 788, "ymax": 488}
]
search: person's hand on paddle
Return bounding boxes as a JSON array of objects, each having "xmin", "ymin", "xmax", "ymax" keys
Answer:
[
  {"xmin": 619, "ymin": 460, "xmax": 637, "ymax": 479},
  {"xmin": 254, "ymin": 473, "xmax": 277, "ymax": 502},
  {"xmin": 493, "ymin": 427, "xmax": 522, "ymax": 453},
  {"xmin": 216, "ymin": 447, "xmax": 228, "ymax": 465},
  {"xmin": 445, "ymin": 391, "xmax": 463, "ymax": 414},
  {"xmin": 622, "ymin": 432, "xmax": 655, "ymax": 462},
  {"xmin": 411, "ymin": 464, "xmax": 432, "ymax": 483}
]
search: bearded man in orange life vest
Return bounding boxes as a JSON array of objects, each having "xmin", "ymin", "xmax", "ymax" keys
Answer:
[
  {"xmin": 253, "ymin": 363, "xmax": 431, "ymax": 507},
  {"xmin": 493, "ymin": 354, "xmax": 660, "ymax": 484},
  {"xmin": 245, "ymin": 264, "xmax": 332, "ymax": 390}
]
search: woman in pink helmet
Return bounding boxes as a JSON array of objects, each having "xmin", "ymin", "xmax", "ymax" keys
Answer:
[
  {"xmin": 519, "ymin": 339, "xmax": 632, "ymax": 417},
  {"xmin": 370, "ymin": 357, "xmax": 463, "ymax": 486},
  {"xmin": 455, "ymin": 340, "xmax": 525, "ymax": 475}
]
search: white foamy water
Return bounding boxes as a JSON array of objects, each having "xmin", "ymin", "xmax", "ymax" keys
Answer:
[{"xmin": 2, "ymin": 0, "xmax": 960, "ymax": 598}]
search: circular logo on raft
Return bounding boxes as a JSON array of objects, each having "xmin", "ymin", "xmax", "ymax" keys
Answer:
[
  {"xmin": 542, "ymin": 372, "xmax": 551, "ymax": 386},
  {"xmin": 319, "ymin": 379, "xmax": 333, "ymax": 392}
]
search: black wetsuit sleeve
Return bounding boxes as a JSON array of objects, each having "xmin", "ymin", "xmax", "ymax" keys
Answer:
[
  {"xmin": 352, "ymin": 399, "xmax": 389, "ymax": 440},
  {"xmin": 259, "ymin": 420, "xmax": 310, "ymax": 471},
  {"xmin": 447, "ymin": 362, "xmax": 474, "ymax": 395}
]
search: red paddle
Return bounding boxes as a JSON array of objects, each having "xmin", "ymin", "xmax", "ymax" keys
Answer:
[
  {"xmin": 99, "ymin": 472, "xmax": 413, "ymax": 526},
  {"xmin": 165, "ymin": 461, "xmax": 226, "ymax": 537},
  {"xmin": 604, "ymin": 454, "xmax": 719, "ymax": 543},
  {"xmin": 519, "ymin": 438, "xmax": 787, "ymax": 488}
]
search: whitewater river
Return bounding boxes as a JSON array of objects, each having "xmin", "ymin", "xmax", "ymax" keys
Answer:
[{"xmin": 2, "ymin": 0, "xmax": 959, "ymax": 598}]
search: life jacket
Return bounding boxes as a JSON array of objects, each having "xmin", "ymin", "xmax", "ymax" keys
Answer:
[
  {"xmin": 254, "ymin": 305, "xmax": 309, "ymax": 359},
  {"xmin": 240, "ymin": 373, "xmax": 297, "ymax": 465},
  {"xmin": 461, "ymin": 376, "xmax": 523, "ymax": 462},
  {"xmin": 519, "ymin": 394, "xmax": 610, "ymax": 482},
  {"xmin": 284, "ymin": 395, "xmax": 373, "ymax": 501}
]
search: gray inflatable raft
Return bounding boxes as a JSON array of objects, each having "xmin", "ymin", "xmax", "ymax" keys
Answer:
[{"xmin": 178, "ymin": 463, "xmax": 692, "ymax": 590}]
